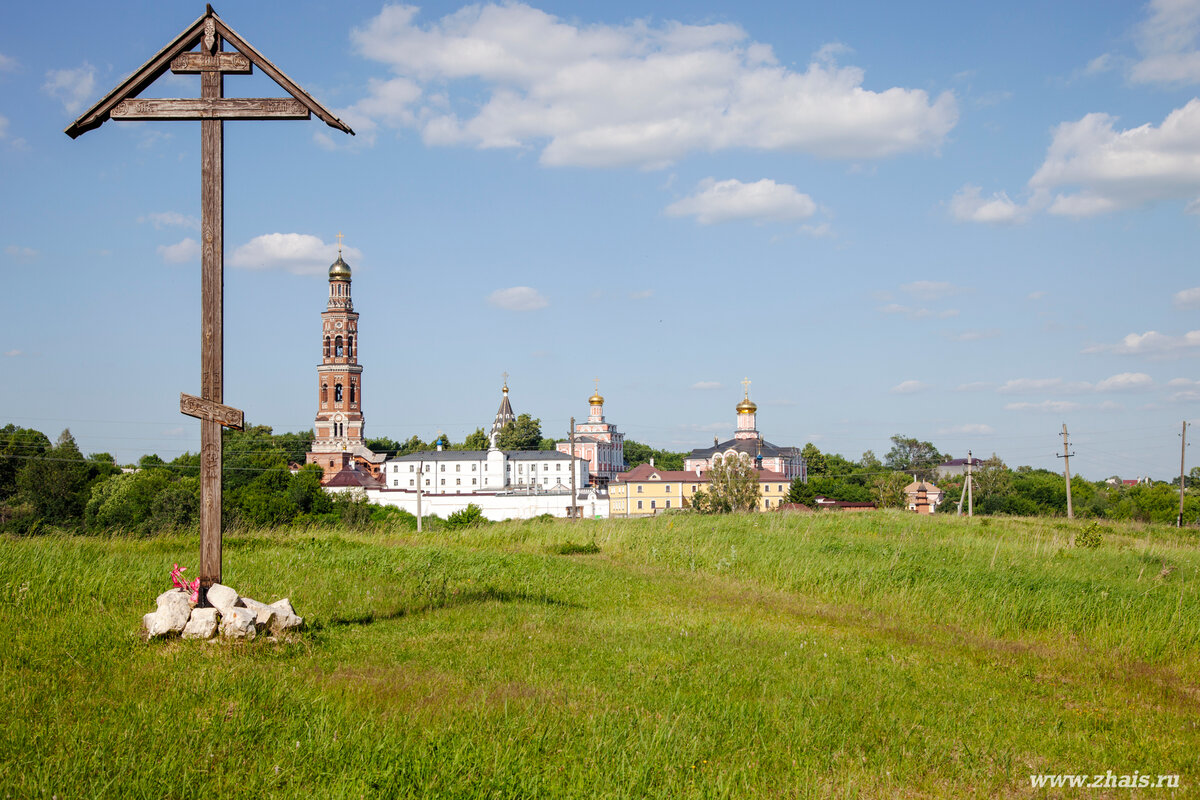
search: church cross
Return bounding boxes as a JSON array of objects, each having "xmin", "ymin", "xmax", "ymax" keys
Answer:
[
  {"xmin": 742, "ymin": 377, "xmax": 751, "ymax": 398},
  {"xmin": 336, "ymin": 231, "xmax": 344, "ymax": 254}
]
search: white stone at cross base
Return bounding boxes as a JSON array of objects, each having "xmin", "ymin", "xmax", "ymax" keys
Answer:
[
  {"xmin": 182, "ymin": 607, "xmax": 219, "ymax": 640},
  {"xmin": 206, "ymin": 583, "xmax": 240, "ymax": 616},
  {"xmin": 143, "ymin": 588, "xmax": 192, "ymax": 638},
  {"xmin": 220, "ymin": 606, "xmax": 257, "ymax": 639}
]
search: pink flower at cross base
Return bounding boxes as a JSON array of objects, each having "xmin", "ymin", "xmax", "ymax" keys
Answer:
[{"xmin": 170, "ymin": 563, "xmax": 200, "ymax": 604}]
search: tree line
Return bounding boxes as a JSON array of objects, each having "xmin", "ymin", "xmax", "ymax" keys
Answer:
[{"xmin": 784, "ymin": 435, "xmax": 1200, "ymax": 524}]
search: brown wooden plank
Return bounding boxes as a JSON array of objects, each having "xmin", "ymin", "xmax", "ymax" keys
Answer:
[
  {"xmin": 64, "ymin": 12, "xmax": 207, "ymax": 138},
  {"xmin": 198, "ymin": 56, "xmax": 225, "ymax": 594},
  {"xmin": 171, "ymin": 52, "xmax": 252, "ymax": 74},
  {"xmin": 111, "ymin": 97, "xmax": 310, "ymax": 121},
  {"xmin": 180, "ymin": 393, "xmax": 244, "ymax": 430},
  {"xmin": 211, "ymin": 15, "xmax": 354, "ymax": 134}
]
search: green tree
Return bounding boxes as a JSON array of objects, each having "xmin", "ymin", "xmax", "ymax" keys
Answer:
[
  {"xmin": 872, "ymin": 472, "xmax": 909, "ymax": 509},
  {"xmin": 623, "ymin": 440, "xmax": 686, "ymax": 471},
  {"xmin": 704, "ymin": 452, "xmax": 760, "ymax": 513},
  {"xmin": 859, "ymin": 450, "xmax": 881, "ymax": 471},
  {"xmin": 366, "ymin": 436, "xmax": 403, "ymax": 457},
  {"xmin": 972, "ymin": 453, "xmax": 1012, "ymax": 500},
  {"xmin": 885, "ymin": 435, "xmax": 944, "ymax": 482},
  {"xmin": 496, "ymin": 414, "xmax": 544, "ymax": 451},
  {"xmin": 460, "ymin": 428, "xmax": 489, "ymax": 451},
  {"xmin": 801, "ymin": 443, "xmax": 827, "ymax": 476},
  {"xmin": 0, "ymin": 424, "xmax": 52, "ymax": 500},
  {"xmin": 16, "ymin": 429, "xmax": 94, "ymax": 525}
]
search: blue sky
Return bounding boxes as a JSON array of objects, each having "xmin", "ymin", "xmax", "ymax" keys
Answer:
[{"xmin": 1, "ymin": 0, "xmax": 1197, "ymax": 479}]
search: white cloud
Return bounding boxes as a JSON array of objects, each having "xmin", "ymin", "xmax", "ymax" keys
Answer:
[
  {"xmin": 157, "ymin": 238, "xmax": 200, "ymax": 264},
  {"xmin": 879, "ymin": 303, "xmax": 958, "ymax": 319},
  {"xmin": 43, "ymin": 63, "xmax": 96, "ymax": 114},
  {"xmin": 891, "ymin": 380, "xmax": 929, "ymax": 394},
  {"xmin": 348, "ymin": 4, "xmax": 957, "ymax": 168},
  {"xmin": 229, "ymin": 234, "xmax": 362, "ymax": 276},
  {"xmin": 1094, "ymin": 372, "xmax": 1154, "ymax": 392},
  {"xmin": 937, "ymin": 423, "xmax": 995, "ymax": 435},
  {"xmin": 0, "ymin": 114, "xmax": 7, "ymax": 139},
  {"xmin": 139, "ymin": 211, "xmax": 199, "ymax": 230},
  {"xmin": 690, "ymin": 381, "xmax": 722, "ymax": 390},
  {"xmin": 487, "ymin": 286, "xmax": 548, "ymax": 311},
  {"xmin": 629, "ymin": 289, "xmax": 654, "ymax": 300},
  {"xmin": 1028, "ymin": 290, "xmax": 1046, "ymax": 301},
  {"xmin": 958, "ymin": 98, "xmax": 1200, "ymax": 220},
  {"xmin": 4, "ymin": 349, "xmax": 22, "ymax": 357},
  {"xmin": 1129, "ymin": 0, "xmax": 1200, "ymax": 84},
  {"xmin": 997, "ymin": 373, "xmax": 1154, "ymax": 394},
  {"xmin": 665, "ymin": 178, "xmax": 817, "ymax": 225},
  {"xmin": 949, "ymin": 184, "xmax": 1026, "ymax": 223},
  {"xmin": 1174, "ymin": 286, "xmax": 1200, "ymax": 309},
  {"xmin": 1169, "ymin": 377, "xmax": 1200, "ymax": 387},
  {"xmin": 998, "ymin": 377, "xmax": 1089, "ymax": 394},
  {"xmin": 1083, "ymin": 329, "xmax": 1200, "ymax": 357},
  {"xmin": 1030, "ymin": 101, "xmax": 1200, "ymax": 216},
  {"xmin": 901, "ymin": 280, "xmax": 964, "ymax": 299},
  {"xmin": 4, "ymin": 245, "xmax": 37, "ymax": 259},
  {"xmin": 1004, "ymin": 400, "xmax": 1082, "ymax": 413},
  {"xmin": 0, "ymin": 53, "xmax": 17, "ymax": 72},
  {"xmin": 943, "ymin": 329, "xmax": 1001, "ymax": 342}
]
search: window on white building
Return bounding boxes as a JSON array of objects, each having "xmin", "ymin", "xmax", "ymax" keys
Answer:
[
  {"xmin": 456, "ymin": 478, "xmax": 461, "ymax": 485},
  {"xmin": 440, "ymin": 479, "xmax": 445, "ymax": 486},
  {"xmin": 472, "ymin": 478, "xmax": 477, "ymax": 485},
  {"xmin": 456, "ymin": 464, "xmax": 461, "ymax": 472},
  {"xmin": 409, "ymin": 479, "xmax": 414, "ymax": 487},
  {"xmin": 392, "ymin": 480, "xmax": 398, "ymax": 487}
]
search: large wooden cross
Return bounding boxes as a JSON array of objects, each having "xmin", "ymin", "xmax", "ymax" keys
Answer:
[{"xmin": 66, "ymin": 6, "xmax": 353, "ymax": 605}]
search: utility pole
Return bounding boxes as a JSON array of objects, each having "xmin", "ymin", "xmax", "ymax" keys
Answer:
[
  {"xmin": 966, "ymin": 449, "xmax": 974, "ymax": 517},
  {"xmin": 416, "ymin": 457, "xmax": 423, "ymax": 533},
  {"xmin": 1179, "ymin": 421, "xmax": 1190, "ymax": 528},
  {"xmin": 569, "ymin": 416, "xmax": 577, "ymax": 521},
  {"xmin": 1058, "ymin": 423, "xmax": 1074, "ymax": 519}
]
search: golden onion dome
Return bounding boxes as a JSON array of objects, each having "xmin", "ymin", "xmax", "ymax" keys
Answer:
[
  {"xmin": 589, "ymin": 392, "xmax": 604, "ymax": 405},
  {"xmin": 328, "ymin": 255, "xmax": 352, "ymax": 281},
  {"xmin": 736, "ymin": 397, "xmax": 757, "ymax": 414}
]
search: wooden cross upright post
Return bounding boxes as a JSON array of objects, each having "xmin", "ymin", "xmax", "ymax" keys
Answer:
[{"xmin": 66, "ymin": 6, "xmax": 353, "ymax": 604}]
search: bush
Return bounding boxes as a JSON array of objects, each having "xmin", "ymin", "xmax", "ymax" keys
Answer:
[
  {"xmin": 446, "ymin": 504, "xmax": 486, "ymax": 529},
  {"xmin": 1076, "ymin": 522, "xmax": 1103, "ymax": 549}
]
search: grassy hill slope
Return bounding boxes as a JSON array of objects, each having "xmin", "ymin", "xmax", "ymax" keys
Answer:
[{"xmin": 2, "ymin": 512, "xmax": 1197, "ymax": 798}]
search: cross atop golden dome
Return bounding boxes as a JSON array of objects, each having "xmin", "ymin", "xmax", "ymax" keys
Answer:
[
  {"xmin": 736, "ymin": 377, "xmax": 757, "ymax": 414},
  {"xmin": 589, "ymin": 377, "xmax": 604, "ymax": 405}
]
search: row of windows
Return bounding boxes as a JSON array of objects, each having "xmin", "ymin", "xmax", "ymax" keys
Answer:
[
  {"xmin": 630, "ymin": 483, "xmax": 787, "ymax": 494},
  {"xmin": 320, "ymin": 382, "xmax": 356, "ymax": 403},
  {"xmin": 323, "ymin": 335, "xmax": 353, "ymax": 359}
]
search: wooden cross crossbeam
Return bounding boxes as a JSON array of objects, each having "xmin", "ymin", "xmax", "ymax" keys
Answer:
[
  {"xmin": 112, "ymin": 98, "xmax": 310, "ymax": 121},
  {"xmin": 66, "ymin": 6, "xmax": 352, "ymax": 605},
  {"xmin": 180, "ymin": 393, "xmax": 244, "ymax": 430}
]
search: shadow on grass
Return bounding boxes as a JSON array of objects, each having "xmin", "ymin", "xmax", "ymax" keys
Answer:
[{"xmin": 316, "ymin": 586, "xmax": 582, "ymax": 630}]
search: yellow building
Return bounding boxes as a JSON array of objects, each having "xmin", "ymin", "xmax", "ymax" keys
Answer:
[{"xmin": 609, "ymin": 463, "xmax": 792, "ymax": 516}]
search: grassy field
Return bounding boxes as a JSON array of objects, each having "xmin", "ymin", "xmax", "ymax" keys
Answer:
[{"xmin": 1, "ymin": 512, "xmax": 1197, "ymax": 798}]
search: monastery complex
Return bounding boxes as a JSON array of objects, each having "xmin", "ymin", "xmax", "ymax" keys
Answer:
[{"xmin": 305, "ymin": 248, "xmax": 807, "ymax": 520}]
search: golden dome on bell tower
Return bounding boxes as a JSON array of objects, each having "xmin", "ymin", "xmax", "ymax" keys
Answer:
[
  {"xmin": 736, "ymin": 377, "xmax": 757, "ymax": 414},
  {"xmin": 328, "ymin": 232, "xmax": 352, "ymax": 280}
]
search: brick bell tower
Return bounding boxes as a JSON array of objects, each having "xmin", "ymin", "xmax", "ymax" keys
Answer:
[{"xmin": 306, "ymin": 236, "xmax": 379, "ymax": 481}]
